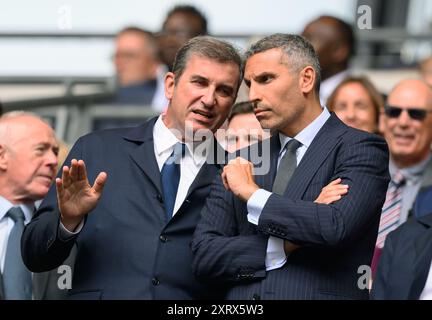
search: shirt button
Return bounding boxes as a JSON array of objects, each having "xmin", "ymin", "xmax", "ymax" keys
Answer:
[
  {"xmin": 152, "ymin": 277, "xmax": 160, "ymax": 286},
  {"xmin": 159, "ymin": 235, "xmax": 167, "ymax": 243}
]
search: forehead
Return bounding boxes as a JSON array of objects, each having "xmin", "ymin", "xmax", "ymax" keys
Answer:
[
  {"xmin": 181, "ymin": 55, "xmax": 239, "ymax": 84},
  {"xmin": 7, "ymin": 117, "xmax": 57, "ymax": 146},
  {"xmin": 116, "ymin": 32, "xmax": 148, "ymax": 48},
  {"xmin": 245, "ymin": 48, "xmax": 287, "ymax": 77},
  {"xmin": 388, "ymin": 84, "xmax": 429, "ymax": 109},
  {"xmin": 338, "ymin": 82, "xmax": 369, "ymax": 96}
]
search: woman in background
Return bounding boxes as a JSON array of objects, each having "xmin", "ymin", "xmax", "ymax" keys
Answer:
[{"xmin": 327, "ymin": 76, "xmax": 384, "ymax": 134}]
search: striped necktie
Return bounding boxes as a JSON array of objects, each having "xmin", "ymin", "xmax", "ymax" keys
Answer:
[
  {"xmin": 371, "ymin": 170, "xmax": 405, "ymax": 275},
  {"xmin": 376, "ymin": 170, "xmax": 406, "ymax": 249}
]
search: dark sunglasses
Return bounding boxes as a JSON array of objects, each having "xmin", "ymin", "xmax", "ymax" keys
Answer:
[{"xmin": 384, "ymin": 105, "xmax": 432, "ymax": 121}]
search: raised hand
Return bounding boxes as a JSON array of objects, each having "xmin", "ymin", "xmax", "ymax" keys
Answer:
[{"xmin": 56, "ymin": 159, "xmax": 107, "ymax": 231}]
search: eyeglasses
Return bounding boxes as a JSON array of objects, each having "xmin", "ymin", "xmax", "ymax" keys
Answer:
[{"xmin": 384, "ymin": 105, "xmax": 432, "ymax": 121}]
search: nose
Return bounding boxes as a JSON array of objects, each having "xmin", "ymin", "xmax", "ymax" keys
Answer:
[
  {"xmin": 201, "ymin": 87, "xmax": 216, "ymax": 108},
  {"xmin": 248, "ymin": 83, "xmax": 260, "ymax": 104},
  {"xmin": 345, "ymin": 105, "xmax": 356, "ymax": 120},
  {"xmin": 398, "ymin": 109, "xmax": 411, "ymax": 127},
  {"xmin": 46, "ymin": 149, "xmax": 59, "ymax": 170}
]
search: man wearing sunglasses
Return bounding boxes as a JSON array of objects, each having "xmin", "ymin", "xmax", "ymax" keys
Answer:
[{"xmin": 371, "ymin": 79, "xmax": 432, "ymax": 276}]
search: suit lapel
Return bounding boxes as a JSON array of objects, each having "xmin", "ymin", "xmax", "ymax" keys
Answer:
[
  {"xmin": 257, "ymin": 134, "xmax": 280, "ymax": 191},
  {"xmin": 284, "ymin": 114, "xmax": 347, "ymax": 199},
  {"xmin": 408, "ymin": 216, "xmax": 432, "ymax": 299},
  {"xmin": 125, "ymin": 117, "xmax": 163, "ymax": 196}
]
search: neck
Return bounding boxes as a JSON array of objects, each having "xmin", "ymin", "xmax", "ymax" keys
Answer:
[
  {"xmin": 391, "ymin": 152, "xmax": 431, "ymax": 169},
  {"xmin": 280, "ymin": 100, "xmax": 323, "ymax": 137}
]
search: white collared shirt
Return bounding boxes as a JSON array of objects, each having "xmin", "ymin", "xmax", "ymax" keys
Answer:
[
  {"xmin": 153, "ymin": 116, "xmax": 208, "ymax": 216},
  {"xmin": 247, "ymin": 107, "xmax": 331, "ymax": 271},
  {"xmin": 0, "ymin": 196, "xmax": 34, "ymax": 273}
]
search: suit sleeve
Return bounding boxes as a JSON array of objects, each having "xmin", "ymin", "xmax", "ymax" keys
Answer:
[
  {"xmin": 257, "ymin": 134, "xmax": 389, "ymax": 247},
  {"xmin": 191, "ymin": 172, "xmax": 268, "ymax": 282},
  {"xmin": 21, "ymin": 138, "xmax": 84, "ymax": 272}
]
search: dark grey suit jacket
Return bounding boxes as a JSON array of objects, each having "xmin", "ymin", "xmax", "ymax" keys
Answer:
[
  {"xmin": 21, "ymin": 117, "xmax": 225, "ymax": 299},
  {"xmin": 192, "ymin": 114, "xmax": 390, "ymax": 300}
]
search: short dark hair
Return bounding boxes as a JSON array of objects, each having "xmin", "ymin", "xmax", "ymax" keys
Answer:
[
  {"xmin": 318, "ymin": 15, "xmax": 356, "ymax": 58},
  {"xmin": 164, "ymin": 5, "xmax": 208, "ymax": 36},
  {"xmin": 245, "ymin": 33, "xmax": 321, "ymax": 94},
  {"xmin": 172, "ymin": 36, "xmax": 243, "ymax": 90},
  {"xmin": 228, "ymin": 101, "xmax": 254, "ymax": 122}
]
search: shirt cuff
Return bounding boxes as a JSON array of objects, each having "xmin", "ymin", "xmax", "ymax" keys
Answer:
[
  {"xmin": 247, "ymin": 189, "xmax": 272, "ymax": 225},
  {"xmin": 265, "ymin": 236, "xmax": 287, "ymax": 271},
  {"xmin": 58, "ymin": 219, "xmax": 84, "ymax": 241}
]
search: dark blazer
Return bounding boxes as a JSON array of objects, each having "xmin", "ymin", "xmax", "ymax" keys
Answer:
[
  {"xmin": 192, "ymin": 114, "xmax": 390, "ymax": 300},
  {"xmin": 21, "ymin": 117, "xmax": 225, "ymax": 299},
  {"xmin": 371, "ymin": 189, "xmax": 432, "ymax": 300},
  {"xmin": 0, "ymin": 247, "xmax": 75, "ymax": 300}
]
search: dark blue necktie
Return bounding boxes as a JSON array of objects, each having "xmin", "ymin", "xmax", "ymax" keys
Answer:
[
  {"xmin": 3, "ymin": 206, "xmax": 32, "ymax": 300},
  {"xmin": 161, "ymin": 143, "xmax": 186, "ymax": 221}
]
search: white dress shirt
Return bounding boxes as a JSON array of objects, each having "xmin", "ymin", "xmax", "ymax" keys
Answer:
[
  {"xmin": 247, "ymin": 107, "xmax": 331, "ymax": 271},
  {"xmin": 0, "ymin": 196, "xmax": 33, "ymax": 273},
  {"xmin": 153, "ymin": 116, "xmax": 207, "ymax": 216},
  {"xmin": 59, "ymin": 115, "xmax": 209, "ymax": 238}
]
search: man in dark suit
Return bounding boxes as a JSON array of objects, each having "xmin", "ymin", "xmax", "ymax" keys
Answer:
[
  {"xmin": 21, "ymin": 36, "xmax": 242, "ymax": 299},
  {"xmin": 0, "ymin": 112, "xmax": 73, "ymax": 300},
  {"xmin": 191, "ymin": 34, "xmax": 390, "ymax": 300},
  {"xmin": 371, "ymin": 185, "xmax": 432, "ymax": 300}
]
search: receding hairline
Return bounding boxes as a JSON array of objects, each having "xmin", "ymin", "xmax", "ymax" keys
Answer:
[
  {"xmin": 0, "ymin": 112, "xmax": 55, "ymax": 143},
  {"xmin": 389, "ymin": 79, "xmax": 432, "ymax": 108}
]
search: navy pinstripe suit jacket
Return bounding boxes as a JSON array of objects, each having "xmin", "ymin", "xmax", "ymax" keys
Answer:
[{"xmin": 192, "ymin": 114, "xmax": 390, "ymax": 300}]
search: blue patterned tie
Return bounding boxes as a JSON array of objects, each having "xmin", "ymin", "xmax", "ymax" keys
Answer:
[
  {"xmin": 3, "ymin": 206, "xmax": 32, "ymax": 300},
  {"xmin": 161, "ymin": 143, "xmax": 186, "ymax": 221}
]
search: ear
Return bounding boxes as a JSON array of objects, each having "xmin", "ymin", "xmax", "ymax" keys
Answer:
[
  {"xmin": 0, "ymin": 144, "xmax": 8, "ymax": 171},
  {"xmin": 299, "ymin": 66, "xmax": 316, "ymax": 95},
  {"xmin": 164, "ymin": 72, "xmax": 175, "ymax": 100}
]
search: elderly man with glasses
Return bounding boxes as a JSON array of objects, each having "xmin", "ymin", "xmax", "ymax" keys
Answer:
[{"xmin": 371, "ymin": 79, "xmax": 432, "ymax": 276}]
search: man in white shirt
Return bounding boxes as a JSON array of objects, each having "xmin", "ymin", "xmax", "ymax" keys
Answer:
[
  {"xmin": 191, "ymin": 33, "xmax": 389, "ymax": 300},
  {"xmin": 22, "ymin": 36, "xmax": 243, "ymax": 299}
]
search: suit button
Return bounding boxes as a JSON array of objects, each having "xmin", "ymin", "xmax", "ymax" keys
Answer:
[
  {"xmin": 252, "ymin": 294, "xmax": 260, "ymax": 300},
  {"xmin": 157, "ymin": 194, "xmax": 163, "ymax": 203},
  {"xmin": 152, "ymin": 277, "xmax": 160, "ymax": 286},
  {"xmin": 159, "ymin": 235, "xmax": 167, "ymax": 243}
]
